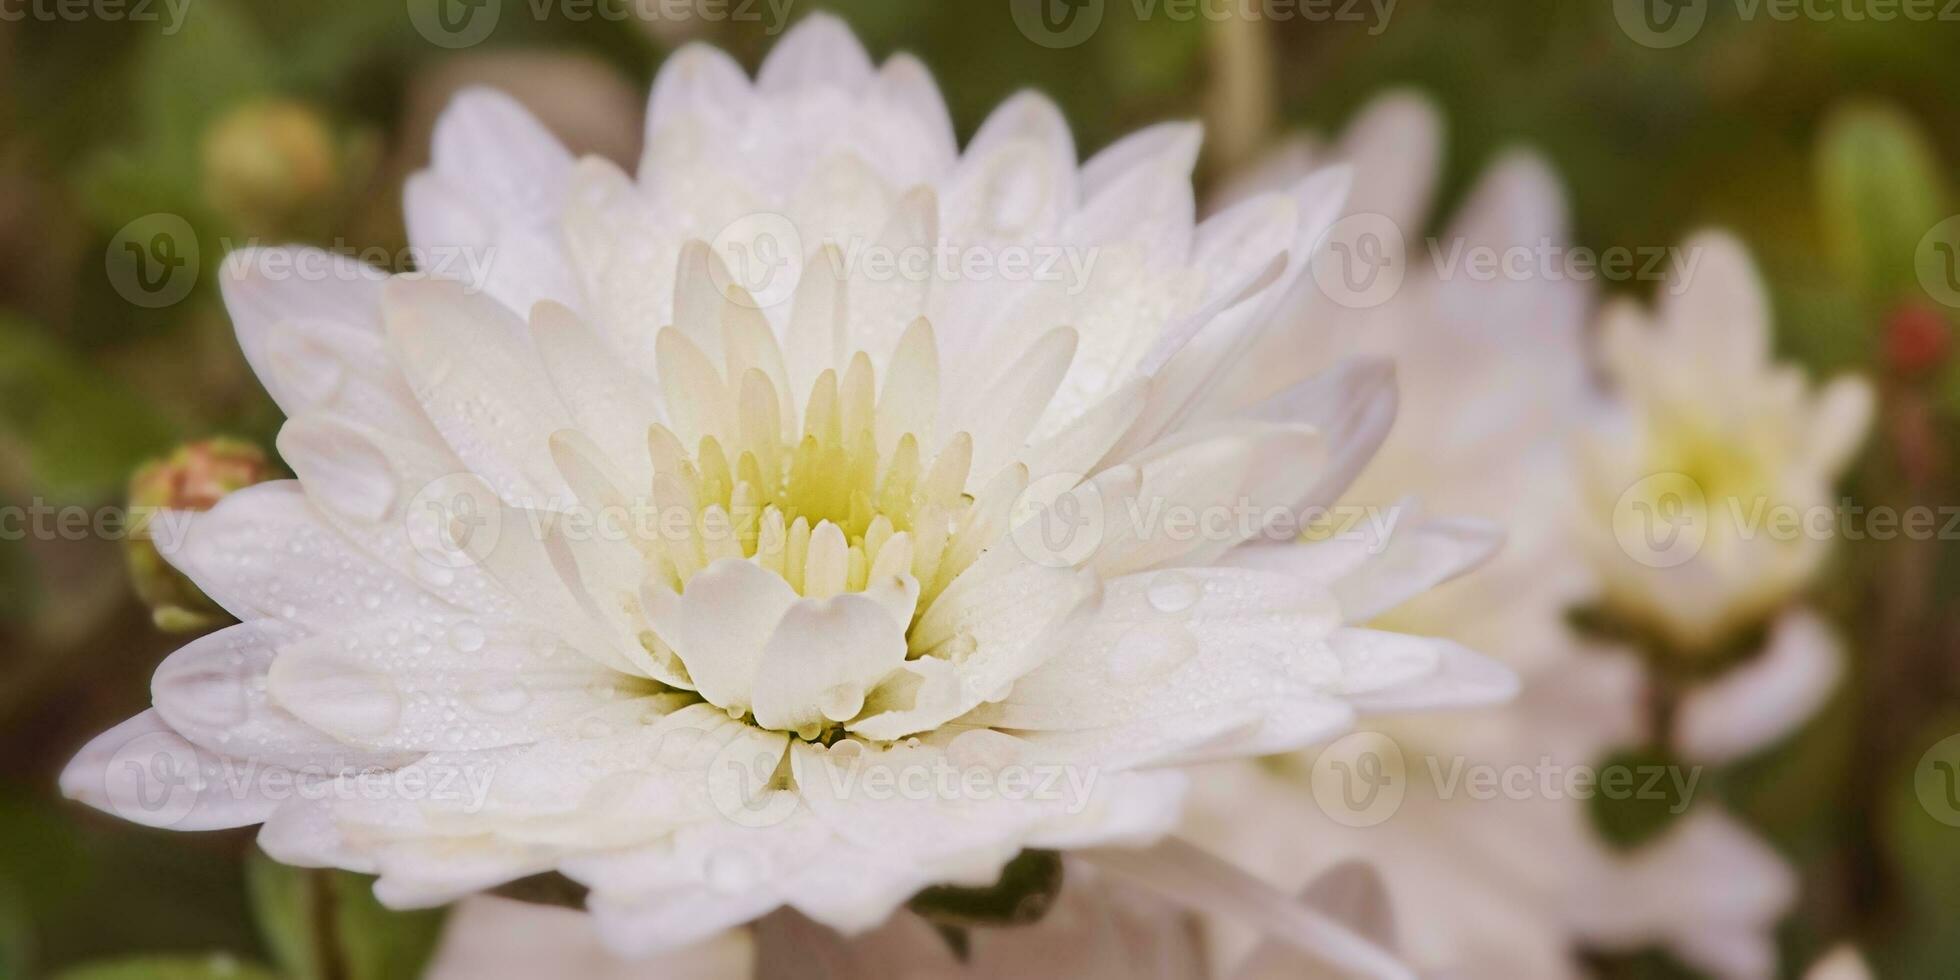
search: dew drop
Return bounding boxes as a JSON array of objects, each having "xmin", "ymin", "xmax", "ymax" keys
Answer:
[
  {"xmin": 452, "ymin": 623, "xmax": 486, "ymax": 653},
  {"xmin": 818, "ymin": 684, "xmax": 864, "ymax": 723},
  {"xmin": 465, "ymin": 679, "xmax": 530, "ymax": 715},
  {"xmin": 1107, "ymin": 624, "xmax": 1199, "ymax": 685},
  {"xmin": 287, "ymin": 660, "xmax": 403, "ymax": 738},
  {"xmin": 946, "ymin": 729, "xmax": 1020, "ymax": 770},
  {"xmin": 1146, "ymin": 571, "xmax": 1201, "ymax": 614}
]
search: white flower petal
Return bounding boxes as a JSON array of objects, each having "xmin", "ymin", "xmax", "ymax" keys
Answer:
[
  {"xmin": 1333, "ymin": 630, "xmax": 1519, "ymax": 712},
  {"xmin": 410, "ymin": 88, "xmax": 579, "ymax": 316},
  {"xmin": 267, "ymin": 618, "xmax": 634, "ymax": 751},
  {"xmin": 971, "ymin": 566, "xmax": 1340, "ymax": 732},
  {"xmin": 646, "ymin": 558, "xmax": 800, "ymax": 714},
  {"xmin": 1674, "ymin": 609, "xmax": 1843, "ymax": 765},
  {"xmin": 153, "ymin": 619, "xmax": 404, "ymax": 771},
  {"xmin": 756, "ymin": 12, "xmax": 873, "ymax": 94},
  {"xmin": 382, "ymin": 275, "xmax": 577, "ymax": 507},
  {"xmin": 60, "ymin": 710, "xmax": 280, "ymax": 831},
  {"xmin": 751, "ymin": 594, "xmax": 909, "ymax": 734}
]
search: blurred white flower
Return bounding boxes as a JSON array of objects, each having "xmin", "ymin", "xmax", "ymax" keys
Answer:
[
  {"xmin": 427, "ymin": 895, "xmax": 753, "ymax": 980},
  {"xmin": 62, "ymin": 15, "xmax": 1512, "ymax": 968},
  {"xmin": 1802, "ymin": 945, "xmax": 1874, "ymax": 980},
  {"xmin": 1564, "ymin": 808, "xmax": 1797, "ymax": 978},
  {"xmin": 1582, "ymin": 233, "xmax": 1873, "ymax": 652},
  {"xmin": 1674, "ymin": 608, "xmax": 1844, "ymax": 765},
  {"xmin": 1183, "ymin": 94, "xmax": 1800, "ymax": 979}
]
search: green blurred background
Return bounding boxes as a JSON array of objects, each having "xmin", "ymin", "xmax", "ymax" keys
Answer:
[{"xmin": 1, "ymin": 1, "xmax": 1957, "ymax": 976}]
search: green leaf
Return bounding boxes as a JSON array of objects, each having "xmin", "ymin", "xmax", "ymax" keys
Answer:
[
  {"xmin": 243, "ymin": 855, "xmax": 324, "ymax": 980},
  {"xmin": 0, "ymin": 316, "xmax": 178, "ymax": 499},
  {"xmin": 1586, "ymin": 747, "xmax": 1699, "ymax": 852},
  {"xmin": 1815, "ymin": 101, "xmax": 1948, "ymax": 305},
  {"xmin": 51, "ymin": 954, "xmax": 279, "ymax": 980},
  {"xmin": 243, "ymin": 860, "xmax": 447, "ymax": 980},
  {"xmin": 328, "ymin": 873, "xmax": 447, "ymax": 980},
  {"xmin": 136, "ymin": 0, "xmax": 276, "ymax": 165},
  {"xmin": 907, "ymin": 849, "xmax": 1064, "ymax": 929}
]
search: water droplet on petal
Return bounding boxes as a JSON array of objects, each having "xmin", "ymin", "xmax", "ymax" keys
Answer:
[
  {"xmin": 287, "ymin": 660, "xmax": 402, "ymax": 737},
  {"xmin": 946, "ymin": 728, "xmax": 1021, "ymax": 770},
  {"xmin": 1107, "ymin": 624, "xmax": 1199, "ymax": 685},
  {"xmin": 452, "ymin": 623, "xmax": 486, "ymax": 652},
  {"xmin": 818, "ymin": 683, "xmax": 864, "ymax": 723},
  {"xmin": 465, "ymin": 678, "xmax": 529, "ymax": 715},
  {"xmin": 1146, "ymin": 571, "xmax": 1201, "ymax": 613}
]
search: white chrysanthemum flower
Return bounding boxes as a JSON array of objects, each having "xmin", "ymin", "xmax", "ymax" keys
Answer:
[
  {"xmin": 1184, "ymin": 95, "xmax": 1798, "ymax": 980},
  {"xmin": 61, "ymin": 15, "xmax": 1510, "ymax": 965},
  {"xmin": 1583, "ymin": 234, "xmax": 1873, "ymax": 651}
]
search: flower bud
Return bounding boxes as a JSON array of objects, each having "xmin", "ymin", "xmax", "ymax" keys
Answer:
[
  {"xmin": 126, "ymin": 438, "xmax": 273, "ymax": 632},
  {"xmin": 201, "ymin": 99, "xmax": 341, "ymax": 234},
  {"xmin": 1816, "ymin": 102, "xmax": 1947, "ymax": 304},
  {"xmin": 1886, "ymin": 301, "xmax": 1951, "ymax": 378}
]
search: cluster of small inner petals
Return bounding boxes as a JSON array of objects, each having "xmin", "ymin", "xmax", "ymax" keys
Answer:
[
  {"xmin": 574, "ymin": 299, "xmax": 1016, "ymax": 740},
  {"xmin": 640, "ymin": 330, "xmax": 972, "ymax": 609}
]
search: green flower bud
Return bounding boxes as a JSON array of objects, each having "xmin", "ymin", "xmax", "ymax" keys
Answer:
[
  {"xmin": 126, "ymin": 437, "xmax": 273, "ymax": 632},
  {"xmin": 1816, "ymin": 101, "xmax": 1948, "ymax": 305},
  {"xmin": 200, "ymin": 99, "xmax": 342, "ymax": 235}
]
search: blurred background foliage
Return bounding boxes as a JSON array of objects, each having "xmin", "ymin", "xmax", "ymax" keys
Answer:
[{"xmin": 0, "ymin": 1, "xmax": 1956, "ymax": 977}]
